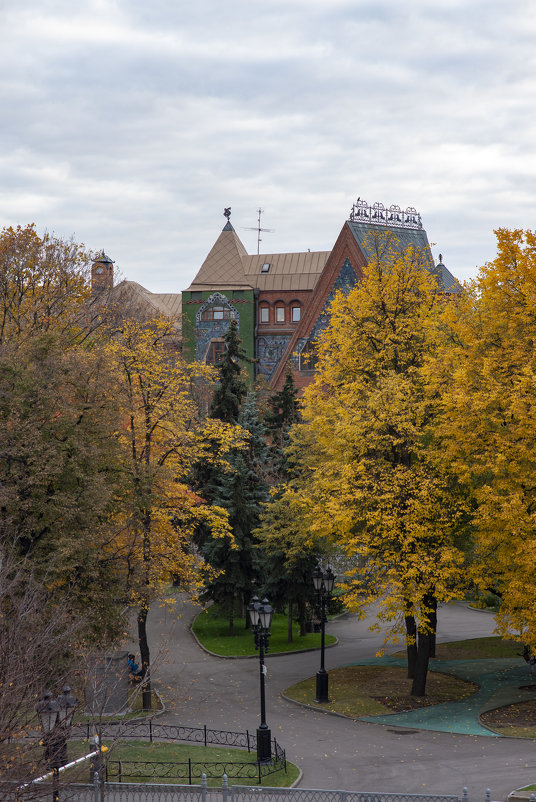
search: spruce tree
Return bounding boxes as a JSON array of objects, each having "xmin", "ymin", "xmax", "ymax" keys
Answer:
[
  {"xmin": 200, "ymin": 392, "xmax": 270, "ymax": 632},
  {"xmin": 264, "ymin": 361, "xmax": 300, "ymax": 480},
  {"xmin": 210, "ymin": 319, "xmax": 252, "ymax": 423}
]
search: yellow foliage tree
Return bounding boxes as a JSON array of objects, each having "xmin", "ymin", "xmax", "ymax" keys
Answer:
[
  {"xmin": 432, "ymin": 229, "xmax": 536, "ymax": 648},
  {"xmin": 0, "ymin": 223, "xmax": 99, "ymax": 347},
  {"xmin": 107, "ymin": 318, "xmax": 240, "ymax": 708},
  {"xmin": 291, "ymin": 231, "xmax": 469, "ymax": 695}
]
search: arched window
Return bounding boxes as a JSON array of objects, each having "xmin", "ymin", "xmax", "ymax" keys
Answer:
[
  {"xmin": 259, "ymin": 305, "xmax": 270, "ymax": 323},
  {"xmin": 275, "ymin": 304, "xmax": 285, "ymax": 323},
  {"xmin": 200, "ymin": 305, "xmax": 234, "ymax": 321},
  {"xmin": 291, "ymin": 304, "xmax": 301, "ymax": 322}
]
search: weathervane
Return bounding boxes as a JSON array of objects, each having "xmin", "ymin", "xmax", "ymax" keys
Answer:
[
  {"xmin": 243, "ymin": 208, "xmax": 275, "ymax": 255},
  {"xmin": 223, "ymin": 207, "xmax": 231, "ymax": 221}
]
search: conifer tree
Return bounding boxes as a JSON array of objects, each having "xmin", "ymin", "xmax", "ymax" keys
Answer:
[
  {"xmin": 199, "ymin": 392, "xmax": 270, "ymax": 632},
  {"xmin": 264, "ymin": 361, "xmax": 300, "ymax": 479},
  {"xmin": 210, "ymin": 319, "xmax": 252, "ymax": 423}
]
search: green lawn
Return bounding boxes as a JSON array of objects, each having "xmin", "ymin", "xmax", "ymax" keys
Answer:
[
  {"xmin": 64, "ymin": 740, "xmax": 299, "ymax": 786},
  {"xmin": 391, "ymin": 636, "xmax": 521, "ymax": 661},
  {"xmin": 192, "ymin": 604, "xmax": 336, "ymax": 656}
]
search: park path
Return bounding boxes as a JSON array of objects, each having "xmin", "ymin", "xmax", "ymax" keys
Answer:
[{"xmin": 129, "ymin": 599, "xmax": 536, "ymax": 800}]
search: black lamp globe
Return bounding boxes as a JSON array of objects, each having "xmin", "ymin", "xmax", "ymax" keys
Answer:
[
  {"xmin": 37, "ymin": 692, "xmax": 59, "ymax": 733},
  {"xmin": 312, "ymin": 565, "xmax": 324, "ymax": 592},
  {"xmin": 323, "ymin": 566, "xmax": 336, "ymax": 594},
  {"xmin": 248, "ymin": 595, "xmax": 260, "ymax": 627},
  {"xmin": 57, "ymin": 685, "xmax": 77, "ymax": 727},
  {"xmin": 258, "ymin": 599, "xmax": 273, "ymax": 630}
]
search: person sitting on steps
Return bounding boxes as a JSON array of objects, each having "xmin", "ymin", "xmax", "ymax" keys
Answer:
[{"xmin": 128, "ymin": 653, "xmax": 143, "ymax": 683}]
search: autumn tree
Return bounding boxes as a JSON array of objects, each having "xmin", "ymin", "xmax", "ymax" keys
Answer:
[
  {"xmin": 0, "ymin": 335, "xmax": 125, "ymax": 641},
  {"xmin": 0, "ymin": 550, "xmax": 84, "ymax": 792},
  {"xmin": 433, "ymin": 228, "xmax": 536, "ymax": 649},
  {"xmin": 0, "ymin": 223, "xmax": 103, "ymax": 347},
  {"xmin": 291, "ymin": 230, "xmax": 468, "ymax": 695},
  {"xmin": 108, "ymin": 318, "xmax": 235, "ymax": 707}
]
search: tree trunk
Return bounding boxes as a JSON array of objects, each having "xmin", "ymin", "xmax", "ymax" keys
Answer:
[
  {"xmin": 298, "ymin": 598, "xmax": 307, "ymax": 636},
  {"xmin": 411, "ymin": 594, "xmax": 436, "ymax": 697},
  {"xmin": 137, "ymin": 605, "xmax": 152, "ymax": 710},
  {"xmin": 287, "ymin": 601, "xmax": 293, "ymax": 643},
  {"xmin": 429, "ymin": 598, "xmax": 437, "ymax": 658},
  {"xmin": 228, "ymin": 595, "xmax": 235, "ymax": 636},
  {"xmin": 411, "ymin": 628, "xmax": 431, "ymax": 697},
  {"xmin": 405, "ymin": 614, "xmax": 417, "ymax": 679}
]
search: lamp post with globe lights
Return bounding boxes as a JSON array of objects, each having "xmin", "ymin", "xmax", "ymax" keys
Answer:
[
  {"xmin": 36, "ymin": 686, "xmax": 77, "ymax": 801},
  {"xmin": 312, "ymin": 565, "xmax": 336, "ymax": 703},
  {"xmin": 247, "ymin": 595, "xmax": 273, "ymax": 763}
]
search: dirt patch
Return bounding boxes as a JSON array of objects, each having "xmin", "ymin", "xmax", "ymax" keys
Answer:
[
  {"xmin": 481, "ymin": 697, "xmax": 536, "ymax": 733},
  {"xmin": 333, "ymin": 666, "xmax": 477, "ymax": 714}
]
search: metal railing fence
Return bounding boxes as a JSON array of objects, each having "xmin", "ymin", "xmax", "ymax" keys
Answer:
[
  {"xmin": 0, "ymin": 778, "xmax": 516, "ymax": 802},
  {"xmin": 71, "ymin": 722, "xmax": 259, "ymax": 751}
]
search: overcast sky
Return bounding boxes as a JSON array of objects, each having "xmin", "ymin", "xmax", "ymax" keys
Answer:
[{"xmin": 1, "ymin": 0, "xmax": 534, "ymax": 292}]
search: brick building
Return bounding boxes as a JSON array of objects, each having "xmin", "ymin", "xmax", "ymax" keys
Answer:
[{"xmin": 181, "ymin": 200, "xmax": 461, "ymax": 390}]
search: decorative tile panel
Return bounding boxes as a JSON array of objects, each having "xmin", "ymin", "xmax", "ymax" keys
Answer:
[{"xmin": 257, "ymin": 335, "xmax": 292, "ymax": 379}]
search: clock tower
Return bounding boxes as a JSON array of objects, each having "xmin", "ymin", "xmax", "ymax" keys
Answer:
[{"xmin": 91, "ymin": 250, "xmax": 114, "ymax": 291}]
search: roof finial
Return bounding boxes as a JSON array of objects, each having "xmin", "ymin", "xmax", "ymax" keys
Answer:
[
  {"xmin": 438, "ymin": 253, "xmax": 443, "ymax": 264},
  {"xmin": 223, "ymin": 207, "xmax": 231, "ymax": 221}
]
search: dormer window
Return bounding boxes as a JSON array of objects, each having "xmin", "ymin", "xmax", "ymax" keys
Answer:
[{"xmin": 261, "ymin": 262, "xmax": 271, "ymax": 273}]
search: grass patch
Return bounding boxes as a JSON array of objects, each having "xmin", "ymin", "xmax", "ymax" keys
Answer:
[
  {"xmin": 391, "ymin": 637, "xmax": 521, "ymax": 661},
  {"xmin": 192, "ymin": 605, "xmax": 336, "ymax": 657},
  {"xmin": 284, "ymin": 665, "xmax": 478, "ymax": 717},
  {"xmin": 63, "ymin": 740, "xmax": 299, "ymax": 786}
]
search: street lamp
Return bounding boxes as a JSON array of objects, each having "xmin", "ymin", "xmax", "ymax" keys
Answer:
[
  {"xmin": 36, "ymin": 686, "xmax": 77, "ymax": 801},
  {"xmin": 247, "ymin": 595, "xmax": 273, "ymax": 763},
  {"xmin": 312, "ymin": 565, "xmax": 336, "ymax": 703}
]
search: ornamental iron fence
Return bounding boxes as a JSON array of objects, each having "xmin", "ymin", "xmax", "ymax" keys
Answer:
[
  {"xmin": 106, "ymin": 756, "xmax": 285, "ymax": 785},
  {"xmin": 21, "ymin": 780, "xmax": 507, "ymax": 802},
  {"xmin": 71, "ymin": 722, "xmax": 260, "ymax": 752}
]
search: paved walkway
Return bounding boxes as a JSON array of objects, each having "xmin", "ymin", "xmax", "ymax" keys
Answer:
[{"xmin": 128, "ymin": 599, "xmax": 536, "ymax": 800}]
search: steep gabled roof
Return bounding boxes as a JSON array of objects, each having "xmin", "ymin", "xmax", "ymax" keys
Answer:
[
  {"xmin": 103, "ymin": 280, "xmax": 182, "ymax": 338},
  {"xmin": 186, "ymin": 222, "xmax": 250, "ymax": 289},
  {"xmin": 431, "ymin": 255, "xmax": 463, "ymax": 294}
]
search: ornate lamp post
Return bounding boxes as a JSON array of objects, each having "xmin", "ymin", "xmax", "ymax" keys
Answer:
[
  {"xmin": 312, "ymin": 565, "xmax": 336, "ymax": 703},
  {"xmin": 247, "ymin": 595, "xmax": 273, "ymax": 763},
  {"xmin": 36, "ymin": 686, "xmax": 77, "ymax": 801}
]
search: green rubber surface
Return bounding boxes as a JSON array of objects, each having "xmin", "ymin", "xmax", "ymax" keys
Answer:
[{"xmin": 348, "ymin": 656, "xmax": 536, "ymax": 736}]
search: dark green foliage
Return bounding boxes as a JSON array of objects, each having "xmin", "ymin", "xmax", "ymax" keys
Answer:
[
  {"xmin": 264, "ymin": 362, "xmax": 300, "ymax": 479},
  {"xmin": 0, "ymin": 335, "xmax": 124, "ymax": 641},
  {"xmin": 197, "ymin": 393, "xmax": 270, "ymax": 632},
  {"xmin": 210, "ymin": 320, "xmax": 252, "ymax": 424}
]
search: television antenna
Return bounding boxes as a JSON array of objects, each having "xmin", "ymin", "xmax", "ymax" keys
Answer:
[{"xmin": 243, "ymin": 208, "xmax": 275, "ymax": 255}]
